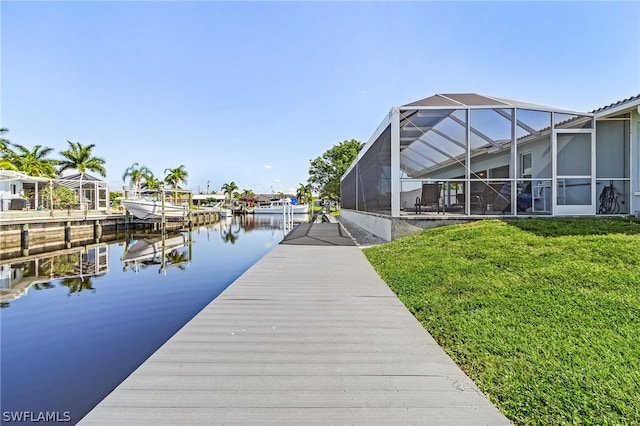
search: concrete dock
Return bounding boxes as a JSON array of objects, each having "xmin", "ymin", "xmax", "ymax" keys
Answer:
[{"xmin": 80, "ymin": 223, "xmax": 510, "ymax": 425}]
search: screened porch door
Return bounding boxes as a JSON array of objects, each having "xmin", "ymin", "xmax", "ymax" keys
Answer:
[{"xmin": 553, "ymin": 130, "xmax": 595, "ymax": 215}]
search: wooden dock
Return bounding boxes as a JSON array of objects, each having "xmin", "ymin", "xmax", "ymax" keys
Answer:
[
  {"xmin": 79, "ymin": 223, "xmax": 509, "ymax": 425},
  {"xmin": 0, "ymin": 209, "xmax": 219, "ymax": 259}
]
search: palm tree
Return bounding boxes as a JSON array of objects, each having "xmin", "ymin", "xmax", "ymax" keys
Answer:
[
  {"xmin": 221, "ymin": 181, "xmax": 238, "ymax": 206},
  {"xmin": 296, "ymin": 183, "xmax": 313, "ymax": 205},
  {"xmin": 142, "ymin": 174, "xmax": 161, "ymax": 190},
  {"xmin": 240, "ymin": 188, "xmax": 255, "ymax": 198},
  {"xmin": 58, "ymin": 140, "xmax": 106, "ymax": 177},
  {"xmin": 122, "ymin": 162, "xmax": 152, "ymax": 192},
  {"xmin": 10, "ymin": 143, "xmax": 58, "ymax": 177},
  {"xmin": 164, "ymin": 165, "xmax": 189, "ymax": 203},
  {"xmin": 0, "ymin": 128, "xmax": 11, "ymax": 155},
  {"xmin": 240, "ymin": 188, "xmax": 255, "ymax": 206},
  {"xmin": 0, "ymin": 159, "xmax": 18, "ymax": 171},
  {"xmin": 0, "ymin": 128, "xmax": 18, "ymax": 170}
]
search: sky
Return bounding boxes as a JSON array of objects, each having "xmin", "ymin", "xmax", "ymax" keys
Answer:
[{"xmin": 2, "ymin": 1, "xmax": 639, "ymax": 195}]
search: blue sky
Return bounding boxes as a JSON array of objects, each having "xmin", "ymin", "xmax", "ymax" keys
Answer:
[{"xmin": 2, "ymin": 1, "xmax": 639, "ymax": 195}]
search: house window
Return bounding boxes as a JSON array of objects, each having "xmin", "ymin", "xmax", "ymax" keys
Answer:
[
  {"xmin": 10, "ymin": 184, "xmax": 17, "ymax": 195},
  {"xmin": 521, "ymin": 152, "xmax": 532, "ymax": 177}
]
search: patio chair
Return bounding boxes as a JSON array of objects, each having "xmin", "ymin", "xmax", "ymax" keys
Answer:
[
  {"xmin": 414, "ymin": 183, "xmax": 443, "ymax": 214},
  {"xmin": 474, "ymin": 183, "xmax": 509, "ymax": 214}
]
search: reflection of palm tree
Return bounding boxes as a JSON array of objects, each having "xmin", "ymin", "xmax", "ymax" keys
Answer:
[
  {"xmin": 60, "ymin": 277, "xmax": 95, "ymax": 295},
  {"xmin": 33, "ymin": 282, "xmax": 55, "ymax": 290},
  {"xmin": 220, "ymin": 223, "xmax": 240, "ymax": 244}
]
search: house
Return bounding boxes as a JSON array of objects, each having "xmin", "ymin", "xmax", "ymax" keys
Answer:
[
  {"xmin": 55, "ymin": 172, "xmax": 110, "ymax": 211},
  {"xmin": 341, "ymin": 93, "xmax": 640, "ymax": 241},
  {"xmin": 0, "ymin": 170, "xmax": 51, "ymax": 211}
]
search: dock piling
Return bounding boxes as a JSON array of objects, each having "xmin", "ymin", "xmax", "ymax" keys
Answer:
[{"xmin": 20, "ymin": 224, "xmax": 29, "ymax": 251}]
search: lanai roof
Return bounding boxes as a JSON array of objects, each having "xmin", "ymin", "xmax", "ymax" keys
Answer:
[
  {"xmin": 57, "ymin": 172, "xmax": 104, "ymax": 182},
  {"xmin": 55, "ymin": 172, "xmax": 108, "ymax": 190},
  {"xmin": 396, "ymin": 93, "xmax": 592, "ymax": 178},
  {"xmin": 401, "ymin": 93, "xmax": 579, "ymax": 113}
]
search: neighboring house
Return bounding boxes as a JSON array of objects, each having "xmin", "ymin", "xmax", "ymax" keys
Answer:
[
  {"xmin": 55, "ymin": 172, "xmax": 110, "ymax": 211},
  {"xmin": 0, "ymin": 170, "xmax": 51, "ymax": 211},
  {"xmin": 189, "ymin": 193, "xmax": 226, "ymax": 207},
  {"xmin": 341, "ymin": 93, "xmax": 640, "ymax": 240}
]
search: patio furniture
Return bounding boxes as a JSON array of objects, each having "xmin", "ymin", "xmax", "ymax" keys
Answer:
[
  {"xmin": 415, "ymin": 183, "xmax": 443, "ymax": 214},
  {"xmin": 471, "ymin": 183, "xmax": 509, "ymax": 214}
]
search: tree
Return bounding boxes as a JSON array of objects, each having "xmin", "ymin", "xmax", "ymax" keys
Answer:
[
  {"xmin": 308, "ymin": 139, "xmax": 363, "ymax": 202},
  {"xmin": 10, "ymin": 143, "xmax": 58, "ymax": 177},
  {"xmin": 122, "ymin": 162, "xmax": 152, "ymax": 191},
  {"xmin": 221, "ymin": 181, "xmax": 238, "ymax": 205},
  {"xmin": 58, "ymin": 140, "xmax": 106, "ymax": 177},
  {"xmin": 240, "ymin": 188, "xmax": 255, "ymax": 198},
  {"xmin": 239, "ymin": 188, "xmax": 255, "ymax": 206},
  {"xmin": 41, "ymin": 185, "xmax": 77, "ymax": 209},
  {"xmin": 0, "ymin": 158, "xmax": 18, "ymax": 171},
  {"xmin": 163, "ymin": 165, "xmax": 188, "ymax": 189},
  {"xmin": 142, "ymin": 174, "xmax": 161, "ymax": 190},
  {"xmin": 164, "ymin": 165, "xmax": 189, "ymax": 203},
  {"xmin": 296, "ymin": 183, "xmax": 313, "ymax": 206},
  {"xmin": 0, "ymin": 128, "xmax": 18, "ymax": 170},
  {"xmin": 0, "ymin": 128, "xmax": 11, "ymax": 155}
]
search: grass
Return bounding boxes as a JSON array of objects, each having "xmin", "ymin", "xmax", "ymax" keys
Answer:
[{"xmin": 362, "ymin": 217, "xmax": 640, "ymax": 425}]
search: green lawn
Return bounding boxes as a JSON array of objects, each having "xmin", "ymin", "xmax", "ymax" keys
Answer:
[{"xmin": 363, "ymin": 218, "xmax": 640, "ymax": 425}]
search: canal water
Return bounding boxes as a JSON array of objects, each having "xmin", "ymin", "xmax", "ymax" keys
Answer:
[{"xmin": 0, "ymin": 214, "xmax": 306, "ymax": 424}]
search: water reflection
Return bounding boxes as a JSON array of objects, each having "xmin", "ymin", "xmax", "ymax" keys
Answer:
[
  {"xmin": 1, "ymin": 214, "xmax": 310, "ymax": 422},
  {"xmin": 0, "ymin": 244, "xmax": 109, "ymax": 307},
  {"xmin": 218, "ymin": 213, "xmax": 309, "ymax": 244},
  {"xmin": 121, "ymin": 232, "xmax": 192, "ymax": 274},
  {"xmin": 0, "ymin": 213, "xmax": 310, "ymax": 307},
  {"xmin": 219, "ymin": 215, "xmax": 242, "ymax": 244}
]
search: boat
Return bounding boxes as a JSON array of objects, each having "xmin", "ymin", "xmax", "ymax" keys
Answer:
[
  {"xmin": 201, "ymin": 201, "xmax": 232, "ymax": 218},
  {"xmin": 252, "ymin": 198, "xmax": 309, "ymax": 215},
  {"xmin": 121, "ymin": 198, "xmax": 188, "ymax": 220}
]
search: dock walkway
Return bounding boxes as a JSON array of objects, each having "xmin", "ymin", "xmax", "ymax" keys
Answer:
[{"xmin": 80, "ymin": 222, "xmax": 509, "ymax": 425}]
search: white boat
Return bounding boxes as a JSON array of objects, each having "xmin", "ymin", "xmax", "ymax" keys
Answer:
[
  {"xmin": 121, "ymin": 198, "xmax": 187, "ymax": 220},
  {"xmin": 252, "ymin": 198, "xmax": 309, "ymax": 215},
  {"xmin": 201, "ymin": 201, "xmax": 232, "ymax": 218}
]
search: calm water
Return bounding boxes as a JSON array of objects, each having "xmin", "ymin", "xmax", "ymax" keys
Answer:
[{"xmin": 0, "ymin": 214, "xmax": 306, "ymax": 424}]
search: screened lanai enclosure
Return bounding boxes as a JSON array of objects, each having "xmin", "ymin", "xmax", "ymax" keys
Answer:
[
  {"xmin": 342, "ymin": 93, "xmax": 636, "ymax": 226},
  {"xmin": 55, "ymin": 172, "xmax": 110, "ymax": 211}
]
